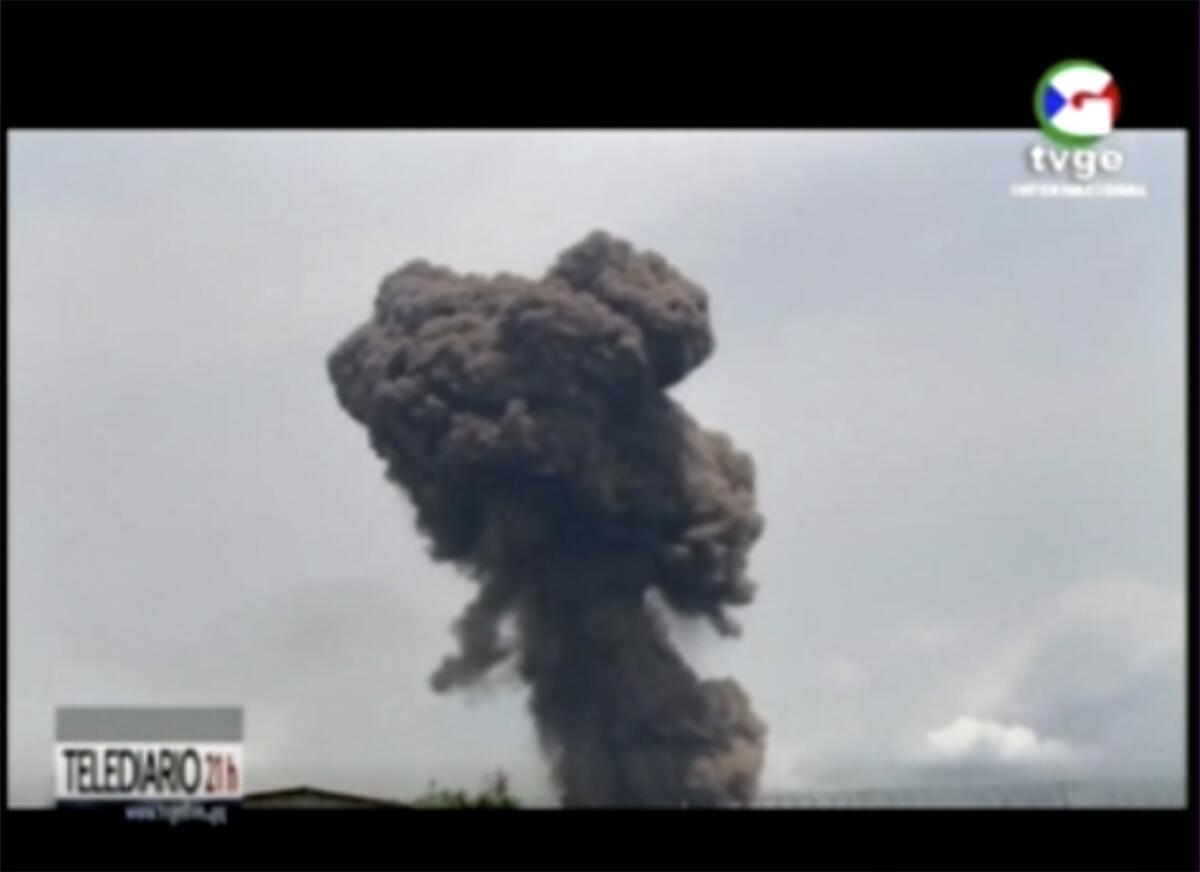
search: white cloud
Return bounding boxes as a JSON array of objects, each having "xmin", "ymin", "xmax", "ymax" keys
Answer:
[
  {"xmin": 953, "ymin": 575, "xmax": 1184, "ymax": 779},
  {"xmin": 925, "ymin": 716, "xmax": 1074, "ymax": 765}
]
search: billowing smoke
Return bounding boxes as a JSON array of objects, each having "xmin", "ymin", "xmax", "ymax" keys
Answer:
[{"xmin": 328, "ymin": 232, "xmax": 766, "ymax": 806}]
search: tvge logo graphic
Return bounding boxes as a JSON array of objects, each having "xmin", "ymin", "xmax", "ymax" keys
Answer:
[
  {"xmin": 1014, "ymin": 59, "xmax": 1144, "ymax": 198},
  {"xmin": 1034, "ymin": 59, "xmax": 1120, "ymax": 147}
]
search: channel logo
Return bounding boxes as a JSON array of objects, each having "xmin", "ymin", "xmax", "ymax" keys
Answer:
[
  {"xmin": 1034, "ymin": 60, "xmax": 1121, "ymax": 147},
  {"xmin": 55, "ymin": 707, "xmax": 243, "ymax": 807}
]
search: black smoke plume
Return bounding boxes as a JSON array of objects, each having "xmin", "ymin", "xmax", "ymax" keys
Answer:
[{"xmin": 328, "ymin": 232, "xmax": 766, "ymax": 806}]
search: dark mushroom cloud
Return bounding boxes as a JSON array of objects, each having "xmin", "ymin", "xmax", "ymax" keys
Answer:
[{"xmin": 328, "ymin": 232, "xmax": 767, "ymax": 806}]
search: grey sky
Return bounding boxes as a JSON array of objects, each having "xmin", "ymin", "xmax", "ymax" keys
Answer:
[{"xmin": 8, "ymin": 131, "xmax": 1186, "ymax": 806}]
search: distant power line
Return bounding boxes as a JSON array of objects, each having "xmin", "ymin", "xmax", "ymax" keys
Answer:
[{"xmin": 757, "ymin": 781, "xmax": 1185, "ymax": 808}]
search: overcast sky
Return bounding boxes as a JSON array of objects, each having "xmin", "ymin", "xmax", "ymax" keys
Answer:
[{"xmin": 8, "ymin": 131, "xmax": 1186, "ymax": 806}]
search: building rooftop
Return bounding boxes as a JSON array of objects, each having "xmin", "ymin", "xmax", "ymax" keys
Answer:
[{"xmin": 243, "ymin": 785, "xmax": 399, "ymax": 808}]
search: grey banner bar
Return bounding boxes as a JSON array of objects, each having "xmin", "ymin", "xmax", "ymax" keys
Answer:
[{"xmin": 56, "ymin": 707, "xmax": 242, "ymax": 741}]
